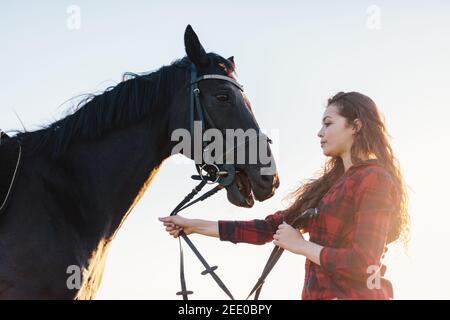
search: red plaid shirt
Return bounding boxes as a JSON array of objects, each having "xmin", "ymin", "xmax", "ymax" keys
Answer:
[{"xmin": 219, "ymin": 159, "xmax": 396, "ymax": 299}]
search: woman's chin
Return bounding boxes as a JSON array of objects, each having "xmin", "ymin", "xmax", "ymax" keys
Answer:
[{"xmin": 322, "ymin": 149, "xmax": 335, "ymax": 157}]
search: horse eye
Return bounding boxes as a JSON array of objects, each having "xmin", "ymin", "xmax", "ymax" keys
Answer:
[{"xmin": 216, "ymin": 94, "xmax": 229, "ymax": 102}]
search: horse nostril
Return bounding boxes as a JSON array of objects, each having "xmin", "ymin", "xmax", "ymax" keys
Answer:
[
  {"xmin": 261, "ymin": 173, "xmax": 279, "ymax": 188},
  {"xmin": 273, "ymin": 174, "xmax": 280, "ymax": 188}
]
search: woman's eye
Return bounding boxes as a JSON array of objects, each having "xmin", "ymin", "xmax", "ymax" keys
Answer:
[
  {"xmin": 216, "ymin": 94, "xmax": 229, "ymax": 102},
  {"xmin": 325, "ymin": 123, "xmax": 331, "ymax": 127}
]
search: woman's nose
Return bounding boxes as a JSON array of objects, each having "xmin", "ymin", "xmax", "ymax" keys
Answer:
[{"xmin": 317, "ymin": 129, "xmax": 323, "ymax": 138}]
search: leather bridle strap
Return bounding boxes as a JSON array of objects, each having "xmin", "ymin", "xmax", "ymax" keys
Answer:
[
  {"xmin": 246, "ymin": 245, "xmax": 285, "ymax": 300},
  {"xmin": 246, "ymin": 207, "xmax": 320, "ymax": 300},
  {"xmin": 193, "ymin": 74, "xmax": 244, "ymax": 91},
  {"xmin": 171, "ymin": 177, "xmax": 234, "ymax": 300},
  {"xmin": 189, "ymin": 64, "xmax": 244, "ymax": 151},
  {"xmin": 180, "ymin": 231, "xmax": 234, "ymax": 300},
  {"xmin": 176, "ymin": 238, "xmax": 193, "ymax": 300}
]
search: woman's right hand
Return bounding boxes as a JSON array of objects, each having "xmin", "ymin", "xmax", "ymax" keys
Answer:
[{"xmin": 159, "ymin": 215, "xmax": 196, "ymax": 238}]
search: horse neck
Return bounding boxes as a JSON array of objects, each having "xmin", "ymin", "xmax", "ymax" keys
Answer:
[
  {"xmin": 47, "ymin": 65, "xmax": 190, "ymax": 244},
  {"xmin": 62, "ymin": 107, "xmax": 175, "ymax": 242}
]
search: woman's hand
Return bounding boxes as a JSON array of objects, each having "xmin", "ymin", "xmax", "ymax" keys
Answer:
[
  {"xmin": 159, "ymin": 215, "xmax": 196, "ymax": 238},
  {"xmin": 273, "ymin": 222, "xmax": 306, "ymax": 254}
]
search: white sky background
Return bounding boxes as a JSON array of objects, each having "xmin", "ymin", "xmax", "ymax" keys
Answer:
[{"xmin": 1, "ymin": 1, "xmax": 449, "ymax": 299}]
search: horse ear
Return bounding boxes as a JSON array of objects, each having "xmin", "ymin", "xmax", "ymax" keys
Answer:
[
  {"xmin": 184, "ymin": 25, "xmax": 209, "ymax": 67},
  {"xmin": 227, "ymin": 56, "xmax": 235, "ymax": 66}
]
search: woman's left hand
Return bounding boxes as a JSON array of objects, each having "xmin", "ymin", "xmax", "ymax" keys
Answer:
[{"xmin": 273, "ymin": 222, "xmax": 306, "ymax": 254}]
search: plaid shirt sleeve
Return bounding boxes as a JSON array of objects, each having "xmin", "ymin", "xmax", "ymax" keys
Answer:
[
  {"xmin": 218, "ymin": 210, "xmax": 285, "ymax": 245},
  {"xmin": 319, "ymin": 169, "xmax": 395, "ymax": 282}
]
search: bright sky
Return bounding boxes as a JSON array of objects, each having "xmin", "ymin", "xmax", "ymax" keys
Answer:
[{"xmin": 1, "ymin": 1, "xmax": 449, "ymax": 300}]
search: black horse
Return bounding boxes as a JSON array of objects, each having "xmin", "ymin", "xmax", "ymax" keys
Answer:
[{"xmin": 0, "ymin": 25, "xmax": 279, "ymax": 299}]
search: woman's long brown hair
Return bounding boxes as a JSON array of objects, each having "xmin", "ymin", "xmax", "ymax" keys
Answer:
[{"xmin": 283, "ymin": 92, "xmax": 409, "ymax": 245}]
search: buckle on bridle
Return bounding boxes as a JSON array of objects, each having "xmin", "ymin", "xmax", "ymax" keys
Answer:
[
  {"xmin": 199, "ymin": 163, "xmax": 221, "ymax": 184},
  {"xmin": 192, "ymin": 163, "xmax": 236, "ymax": 187}
]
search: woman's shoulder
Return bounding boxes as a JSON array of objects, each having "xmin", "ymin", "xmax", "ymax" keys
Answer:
[
  {"xmin": 349, "ymin": 159, "xmax": 389, "ymax": 175},
  {"xmin": 350, "ymin": 160, "xmax": 394, "ymax": 188}
]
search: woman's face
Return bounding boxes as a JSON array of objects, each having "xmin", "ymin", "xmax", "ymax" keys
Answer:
[{"xmin": 317, "ymin": 104, "xmax": 357, "ymax": 158}]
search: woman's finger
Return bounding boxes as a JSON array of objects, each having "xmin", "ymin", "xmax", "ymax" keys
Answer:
[
  {"xmin": 163, "ymin": 222, "xmax": 175, "ymax": 227},
  {"xmin": 164, "ymin": 221, "xmax": 183, "ymax": 228}
]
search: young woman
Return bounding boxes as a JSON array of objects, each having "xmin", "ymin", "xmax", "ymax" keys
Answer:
[{"xmin": 159, "ymin": 91, "xmax": 409, "ymax": 300}]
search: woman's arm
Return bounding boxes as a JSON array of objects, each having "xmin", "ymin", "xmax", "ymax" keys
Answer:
[
  {"xmin": 273, "ymin": 222, "xmax": 324, "ymax": 265},
  {"xmin": 161, "ymin": 214, "xmax": 325, "ymax": 265},
  {"xmin": 193, "ymin": 219, "xmax": 220, "ymax": 237},
  {"xmin": 296, "ymin": 239, "xmax": 324, "ymax": 266},
  {"xmin": 159, "ymin": 210, "xmax": 286, "ymax": 245},
  {"xmin": 159, "ymin": 216, "xmax": 219, "ymax": 238}
]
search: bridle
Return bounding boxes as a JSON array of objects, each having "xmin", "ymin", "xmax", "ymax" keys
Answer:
[
  {"xmin": 168, "ymin": 64, "xmax": 245, "ymax": 300},
  {"xmin": 188, "ymin": 63, "xmax": 244, "ymax": 187},
  {"xmin": 167, "ymin": 63, "xmax": 317, "ymax": 300}
]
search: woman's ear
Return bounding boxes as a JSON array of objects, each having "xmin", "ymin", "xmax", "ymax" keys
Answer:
[{"xmin": 353, "ymin": 119, "xmax": 362, "ymax": 133}]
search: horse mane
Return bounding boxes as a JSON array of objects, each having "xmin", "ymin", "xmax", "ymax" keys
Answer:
[
  {"xmin": 10, "ymin": 53, "xmax": 234, "ymax": 159},
  {"xmin": 12, "ymin": 57, "xmax": 193, "ymax": 159}
]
